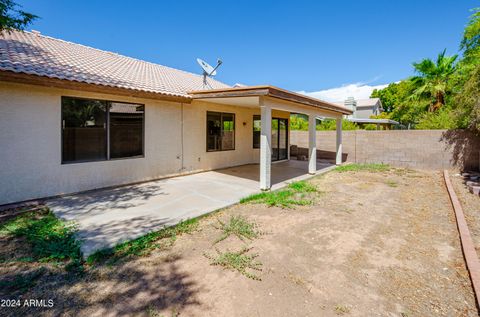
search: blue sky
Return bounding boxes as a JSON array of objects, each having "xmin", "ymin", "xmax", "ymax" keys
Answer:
[{"xmin": 18, "ymin": 1, "xmax": 474, "ymax": 100}]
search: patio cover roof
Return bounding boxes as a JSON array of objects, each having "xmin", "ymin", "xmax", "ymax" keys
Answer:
[{"xmin": 189, "ymin": 85, "xmax": 353, "ymax": 115}]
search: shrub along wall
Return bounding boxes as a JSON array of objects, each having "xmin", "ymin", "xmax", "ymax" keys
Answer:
[{"xmin": 290, "ymin": 129, "xmax": 480, "ymax": 170}]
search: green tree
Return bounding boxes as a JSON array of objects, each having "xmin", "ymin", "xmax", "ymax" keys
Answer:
[
  {"xmin": 0, "ymin": 0, "xmax": 37, "ymax": 33},
  {"xmin": 454, "ymin": 63, "xmax": 480, "ymax": 131},
  {"xmin": 411, "ymin": 49, "xmax": 458, "ymax": 112},
  {"xmin": 370, "ymin": 80, "xmax": 415, "ymax": 113},
  {"xmin": 461, "ymin": 8, "xmax": 480, "ymax": 62},
  {"xmin": 289, "ymin": 114, "xmax": 309, "ymax": 131},
  {"xmin": 453, "ymin": 8, "xmax": 480, "ymax": 99},
  {"xmin": 316, "ymin": 119, "xmax": 358, "ymax": 131}
]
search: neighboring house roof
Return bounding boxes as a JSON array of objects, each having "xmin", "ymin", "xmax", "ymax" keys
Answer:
[
  {"xmin": 346, "ymin": 118, "xmax": 399, "ymax": 125},
  {"xmin": 334, "ymin": 98, "xmax": 382, "ymax": 109},
  {"xmin": 0, "ymin": 30, "xmax": 230, "ymax": 98},
  {"xmin": 355, "ymin": 98, "xmax": 383, "ymax": 110}
]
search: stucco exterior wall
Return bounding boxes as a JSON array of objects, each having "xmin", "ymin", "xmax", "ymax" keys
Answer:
[
  {"xmin": 354, "ymin": 107, "xmax": 376, "ymax": 119},
  {"xmin": 0, "ymin": 82, "xmax": 288, "ymax": 205}
]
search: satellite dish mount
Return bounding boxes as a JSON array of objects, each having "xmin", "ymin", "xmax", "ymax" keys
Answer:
[{"xmin": 197, "ymin": 58, "xmax": 222, "ymax": 88}]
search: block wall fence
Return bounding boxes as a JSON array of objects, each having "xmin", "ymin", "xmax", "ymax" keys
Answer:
[{"xmin": 290, "ymin": 129, "xmax": 480, "ymax": 170}]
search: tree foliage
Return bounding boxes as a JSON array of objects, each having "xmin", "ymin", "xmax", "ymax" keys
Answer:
[
  {"xmin": 0, "ymin": 0, "xmax": 37, "ymax": 33},
  {"xmin": 411, "ymin": 49, "xmax": 457, "ymax": 111},
  {"xmin": 461, "ymin": 8, "xmax": 480, "ymax": 62},
  {"xmin": 290, "ymin": 114, "xmax": 357, "ymax": 131},
  {"xmin": 371, "ymin": 80, "xmax": 415, "ymax": 113},
  {"xmin": 454, "ymin": 63, "xmax": 480, "ymax": 131}
]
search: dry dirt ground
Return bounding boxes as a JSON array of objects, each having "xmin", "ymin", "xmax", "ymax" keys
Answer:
[{"xmin": 1, "ymin": 168, "xmax": 478, "ymax": 316}]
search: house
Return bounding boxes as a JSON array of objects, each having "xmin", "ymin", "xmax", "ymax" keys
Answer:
[
  {"xmin": 339, "ymin": 97, "xmax": 383, "ymax": 119},
  {"xmin": 334, "ymin": 97, "xmax": 399, "ymax": 129},
  {"xmin": 0, "ymin": 30, "xmax": 351, "ymax": 206}
]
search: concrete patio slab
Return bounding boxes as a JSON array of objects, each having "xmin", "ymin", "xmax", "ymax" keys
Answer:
[{"xmin": 47, "ymin": 160, "xmax": 333, "ymax": 257}]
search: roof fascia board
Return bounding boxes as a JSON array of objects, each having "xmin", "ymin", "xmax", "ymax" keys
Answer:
[
  {"xmin": 190, "ymin": 85, "xmax": 352, "ymax": 115},
  {"xmin": 0, "ymin": 70, "xmax": 192, "ymax": 103}
]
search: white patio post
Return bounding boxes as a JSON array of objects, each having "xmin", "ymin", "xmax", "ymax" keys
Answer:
[
  {"xmin": 308, "ymin": 114, "xmax": 317, "ymax": 174},
  {"xmin": 336, "ymin": 117, "xmax": 343, "ymax": 165},
  {"xmin": 260, "ymin": 98, "xmax": 272, "ymax": 190}
]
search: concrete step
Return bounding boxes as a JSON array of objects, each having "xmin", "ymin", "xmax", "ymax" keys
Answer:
[
  {"xmin": 470, "ymin": 185, "xmax": 480, "ymax": 196},
  {"xmin": 466, "ymin": 180, "xmax": 480, "ymax": 187}
]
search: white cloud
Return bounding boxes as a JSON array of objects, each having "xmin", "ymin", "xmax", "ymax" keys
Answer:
[{"xmin": 298, "ymin": 82, "xmax": 389, "ymax": 102}]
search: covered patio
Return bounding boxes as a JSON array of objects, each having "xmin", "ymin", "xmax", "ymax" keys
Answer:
[
  {"xmin": 46, "ymin": 86, "xmax": 351, "ymax": 256},
  {"xmin": 190, "ymin": 85, "xmax": 352, "ymax": 190},
  {"xmin": 48, "ymin": 160, "xmax": 334, "ymax": 256}
]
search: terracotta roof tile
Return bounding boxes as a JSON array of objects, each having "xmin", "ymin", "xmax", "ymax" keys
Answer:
[{"xmin": 0, "ymin": 30, "xmax": 230, "ymax": 97}]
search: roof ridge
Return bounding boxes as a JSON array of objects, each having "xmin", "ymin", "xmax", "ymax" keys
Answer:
[{"xmin": 22, "ymin": 30, "xmax": 225, "ymax": 85}]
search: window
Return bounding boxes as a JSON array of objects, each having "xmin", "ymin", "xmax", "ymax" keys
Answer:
[
  {"xmin": 62, "ymin": 97, "xmax": 144, "ymax": 163},
  {"xmin": 206, "ymin": 111, "xmax": 235, "ymax": 151},
  {"xmin": 109, "ymin": 103, "xmax": 144, "ymax": 159},
  {"xmin": 253, "ymin": 115, "xmax": 261, "ymax": 148}
]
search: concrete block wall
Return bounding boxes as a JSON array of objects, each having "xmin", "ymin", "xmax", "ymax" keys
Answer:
[{"xmin": 290, "ymin": 129, "xmax": 480, "ymax": 170}]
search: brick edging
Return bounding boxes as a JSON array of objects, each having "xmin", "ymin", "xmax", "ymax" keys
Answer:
[{"xmin": 444, "ymin": 170, "xmax": 480, "ymax": 308}]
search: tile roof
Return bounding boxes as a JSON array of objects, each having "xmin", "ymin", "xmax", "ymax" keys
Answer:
[
  {"xmin": 0, "ymin": 30, "xmax": 230, "ymax": 98},
  {"xmin": 356, "ymin": 98, "xmax": 380, "ymax": 107},
  {"xmin": 333, "ymin": 98, "xmax": 381, "ymax": 108}
]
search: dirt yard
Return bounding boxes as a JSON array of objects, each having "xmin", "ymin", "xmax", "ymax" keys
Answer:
[{"xmin": 1, "ymin": 167, "xmax": 478, "ymax": 316}]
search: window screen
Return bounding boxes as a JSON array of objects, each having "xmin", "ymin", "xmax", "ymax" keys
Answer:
[
  {"xmin": 109, "ymin": 103, "xmax": 144, "ymax": 159},
  {"xmin": 62, "ymin": 97, "xmax": 107, "ymax": 163}
]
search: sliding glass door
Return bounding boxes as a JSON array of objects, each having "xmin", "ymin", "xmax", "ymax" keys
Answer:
[{"xmin": 271, "ymin": 118, "xmax": 288, "ymax": 161}]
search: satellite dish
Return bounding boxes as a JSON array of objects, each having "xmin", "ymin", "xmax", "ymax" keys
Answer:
[
  {"xmin": 197, "ymin": 58, "xmax": 218, "ymax": 76},
  {"xmin": 197, "ymin": 58, "xmax": 223, "ymax": 88}
]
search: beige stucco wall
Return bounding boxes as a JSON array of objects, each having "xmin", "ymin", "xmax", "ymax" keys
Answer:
[{"xmin": 0, "ymin": 82, "xmax": 291, "ymax": 205}]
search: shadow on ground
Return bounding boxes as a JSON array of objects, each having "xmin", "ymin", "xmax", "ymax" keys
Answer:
[
  {"xmin": 48, "ymin": 182, "xmax": 168, "ymax": 219},
  {"xmin": 0, "ymin": 254, "xmax": 201, "ymax": 316}
]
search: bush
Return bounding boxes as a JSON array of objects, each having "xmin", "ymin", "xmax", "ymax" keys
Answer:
[
  {"xmin": 415, "ymin": 108, "xmax": 458, "ymax": 129},
  {"xmin": 316, "ymin": 119, "xmax": 358, "ymax": 131}
]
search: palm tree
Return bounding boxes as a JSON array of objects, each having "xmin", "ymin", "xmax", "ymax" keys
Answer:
[{"xmin": 411, "ymin": 49, "xmax": 458, "ymax": 112}]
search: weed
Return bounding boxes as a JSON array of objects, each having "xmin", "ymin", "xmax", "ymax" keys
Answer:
[
  {"xmin": 214, "ymin": 215, "xmax": 259, "ymax": 244},
  {"xmin": 204, "ymin": 247, "xmax": 262, "ymax": 280},
  {"xmin": 287, "ymin": 181, "xmax": 317, "ymax": 192},
  {"xmin": 147, "ymin": 306, "xmax": 161, "ymax": 317},
  {"xmin": 87, "ymin": 218, "xmax": 198, "ymax": 265},
  {"xmin": 0, "ymin": 208, "xmax": 82, "ymax": 265},
  {"xmin": 240, "ymin": 181, "xmax": 317, "ymax": 208},
  {"xmin": 286, "ymin": 272, "xmax": 306, "ymax": 286},
  {"xmin": 146, "ymin": 306, "xmax": 178, "ymax": 317},
  {"xmin": 386, "ymin": 180, "xmax": 398, "ymax": 187},
  {"xmin": 335, "ymin": 163, "xmax": 390, "ymax": 173},
  {"xmin": 334, "ymin": 304, "xmax": 351, "ymax": 315}
]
